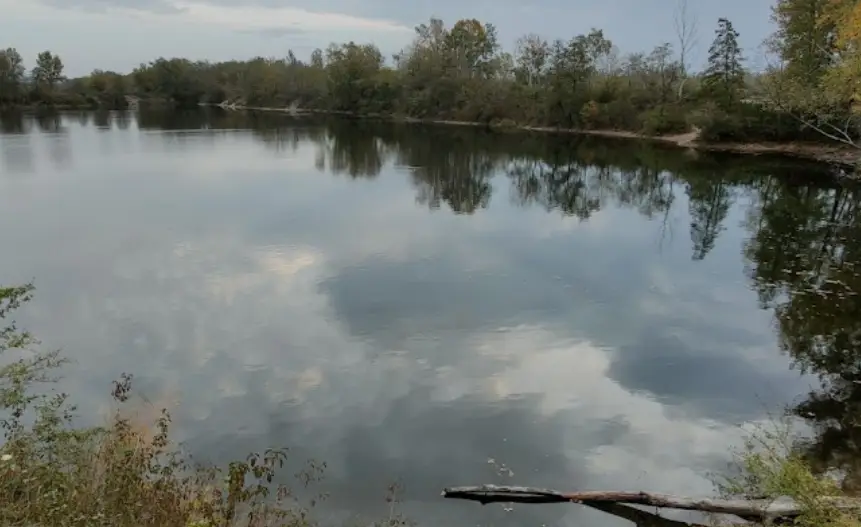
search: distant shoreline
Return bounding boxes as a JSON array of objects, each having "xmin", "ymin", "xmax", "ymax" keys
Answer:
[
  {"xmin": 6, "ymin": 102, "xmax": 859, "ymax": 168},
  {"xmin": 203, "ymin": 103, "xmax": 861, "ymax": 168}
]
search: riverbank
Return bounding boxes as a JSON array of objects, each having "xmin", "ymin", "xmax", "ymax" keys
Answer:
[
  {"xmin": 378, "ymin": 117, "xmax": 859, "ymax": 168},
  {"xmin": 567, "ymin": 127, "xmax": 861, "ymax": 167},
  {"xmin": 7, "ymin": 101, "xmax": 859, "ymax": 168},
  {"xmin": 211, "ymin": 103, "xmax": 861, "ymax": 168}
]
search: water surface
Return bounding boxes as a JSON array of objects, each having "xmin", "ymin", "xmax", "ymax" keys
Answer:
[{"xmin": 0, "ymin": 109, "xmax": 856, "ymax": 526}]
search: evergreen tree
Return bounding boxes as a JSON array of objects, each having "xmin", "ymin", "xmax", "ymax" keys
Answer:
[
  {"xmin": 703, "ymin": 18, "xmax": 745, "ymax": 108},
  {"xmin": 687, "ymin": 178, "xmax": 733, "ymax": 261}
]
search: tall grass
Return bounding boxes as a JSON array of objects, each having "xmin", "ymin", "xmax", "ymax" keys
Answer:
[{"xmin": 715, "ymin": 421, "xmax": 861, "ymax": 527}]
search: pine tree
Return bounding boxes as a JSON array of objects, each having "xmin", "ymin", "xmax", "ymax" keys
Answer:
[{"xmin": 703, "ymin": 18, "xmax": 745, "ymax": 108}]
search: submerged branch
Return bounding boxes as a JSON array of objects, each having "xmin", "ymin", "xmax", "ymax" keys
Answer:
[
  {"xmin": 581, "ymin": 501, "xmax": 709, "ymax": 527},
  {"xmin": 442, "ymin": 485, "xmax": 861, "ymax": 521}
]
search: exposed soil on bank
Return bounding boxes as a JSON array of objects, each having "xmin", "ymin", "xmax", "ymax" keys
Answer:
[
  {"xmin": 569, "ymin": 127, "xmax": 859, "ymax": 167},
  {"xmin": 503, "ymin": 124, "xmax": 858, "ymax": 167},
  {"xmin": 205, "ymin": 103, "xmax": 859, "ymax": 168}
]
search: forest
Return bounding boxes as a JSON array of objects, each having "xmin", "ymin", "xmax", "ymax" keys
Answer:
[{"xmin": 1, "ymin": 0, "xmax": 861, "ymax": 147}]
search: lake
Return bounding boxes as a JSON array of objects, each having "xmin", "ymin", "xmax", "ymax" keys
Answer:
[{"xmin": 0, "ymin": 108, "xmax": 857, "ymax": 527}]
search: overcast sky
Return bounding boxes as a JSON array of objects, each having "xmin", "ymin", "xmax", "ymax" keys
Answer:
[{"xmin": 1, "ymin": 0, "xmax": 776, "ymax": 77}]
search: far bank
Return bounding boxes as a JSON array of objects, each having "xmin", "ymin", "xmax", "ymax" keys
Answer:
[{"xmin": 203, "ymin": 103, "xmax": 861, "ymax": 170}]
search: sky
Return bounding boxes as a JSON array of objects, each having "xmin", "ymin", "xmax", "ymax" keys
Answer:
[{"xmin": 0, "ymin": 0, "xmax": 777, "ymax": 77}]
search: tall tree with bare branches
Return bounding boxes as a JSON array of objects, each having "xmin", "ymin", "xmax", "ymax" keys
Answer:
[
  {"xmin": 673, "ymin": 0, "xmax": 699, "ymax": 76},
  {"xmin": 673, "ymin": 0, "xmax": 699, "ymax": 99}
]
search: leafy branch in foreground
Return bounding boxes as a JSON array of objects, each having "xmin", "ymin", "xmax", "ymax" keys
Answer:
[
  {"xmin": 0, "ymin": 283, "xmax": 333, "ymax": 527},
  {"xmin": 715, "ymin": 421, "xmax": 861, "ymax": 527}
]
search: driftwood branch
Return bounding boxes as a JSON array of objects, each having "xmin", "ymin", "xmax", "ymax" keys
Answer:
[{"xmin": 442, "ymin": 485, "xmax": 861, "ymax": 522}]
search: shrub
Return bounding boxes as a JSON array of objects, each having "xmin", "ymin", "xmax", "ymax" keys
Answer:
[
  {"xmin": 692, "ymin": 102, "xmax": 843, "ymax": 144},
  {"xmin": 689, "ymin": 105, "xmax": 743, "ymax": 142},
  {"xmin": 639, "ymin": 105, "xmax": 689, "ymax": 136},
  {"xmin": 716, "ymin": 422, "xmax": 861, "ymax": 527},
  {"xmin": 579, "ymin": 100, "xmax": 601, "ymax": 129},
  {"xmin": 600, "ymin": 99, "xmax": 639, "ymax": 130}
]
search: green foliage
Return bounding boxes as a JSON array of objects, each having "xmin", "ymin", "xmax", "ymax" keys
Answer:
[
  {"xmin": 693, "ymin": 101, "xmax": 834, "ymax": 143},
  {"xmin": 86, "ymin": 70, "xmax": 130, "ymax": 108},
  {"xmin": 133, "ymin": 58, "xmax": 206, "ymax": 107},
  {"xmin": 30, "ymin": 50, "xmax": 66, "ymax": 104},
  {"xmin": 326, "ymin": 42, "xmax": 388, "ymax": 113},
  {"xmin": 690, "ymin": 105, "xmax": 743, "ymax": 142},
  {"xmin": 770, "ymin": 0, "xmax": 835, "ymax": 85},
  {"xmin": 0, "ymin": 48, "xmax": 26, "ymax": 107},
  {"xmin": 717, "ymin": 423, "xmax": 861, "ymax": 527},
  {"xmin": 703, "ymin": 18, "xmax": 746, "ymax": 109},
  {"xmin": 639, "ymin": 104, "xmax": 689, "ymax": 136},
  {"xmin": 760, "ymin": 0, "xmax": 861, "ymax": 146}
]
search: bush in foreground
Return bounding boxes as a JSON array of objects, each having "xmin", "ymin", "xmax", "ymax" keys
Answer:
[{"xmin": 716, "ymin": 422, "xmax": 861, "ymax": 527}]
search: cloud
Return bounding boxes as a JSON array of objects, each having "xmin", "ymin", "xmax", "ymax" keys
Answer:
[
  {"xmin": 142, "ymin": 0, "xmax": 531, "ymax": 24},
  {"xmin": 172, "ymin": 1, "xmax": 410, "ymax": 33},
  {"xmin": 1, "ymin": 0, "xmax": 411, "ymax": 76},
  {"xmin": 32, "ymin": 0, "xmax": 411, "ymax": 33},
  {"xmin": 36, "ymin": 0, "xmax": 183, "ymax": 14},
  {"xmin": 237, "ymin": 26, "xmax": 308, "ymax": 38}
]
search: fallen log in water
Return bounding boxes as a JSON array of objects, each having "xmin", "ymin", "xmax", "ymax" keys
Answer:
[{"xmin": 442, "ymin": 485, "xmax": 861, "ymax": 523}]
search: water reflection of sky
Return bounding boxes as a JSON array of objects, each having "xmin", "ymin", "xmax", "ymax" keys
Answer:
[{"xmin": 0, "ymin": 113, "xmax": 816, "ymax": 527}]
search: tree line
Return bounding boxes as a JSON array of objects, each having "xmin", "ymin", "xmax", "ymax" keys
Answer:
[{"xmin": 1, "ymin": 0, "xmax": 860, "ymax": 146}]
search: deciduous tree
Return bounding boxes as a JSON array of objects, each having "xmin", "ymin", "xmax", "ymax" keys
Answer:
[
  {"xmin": 514, "ymin": 34, "xmax": 549, "ymax": 86},
  {"xmin": 0, "ymin": 48, "xmax": 25, "ymax": 105},
  {"xmin": 32, "ymin": 51, "xmax": 64, "ymax": 87},
  {"xmin": 770, "ymin": 0, "xmax": 834, "ymax": 85}
]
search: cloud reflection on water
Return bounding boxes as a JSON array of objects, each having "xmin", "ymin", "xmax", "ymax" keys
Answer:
[{"xmin": 0, "ymin": 112, "xmax": 815, "ymax": 527}]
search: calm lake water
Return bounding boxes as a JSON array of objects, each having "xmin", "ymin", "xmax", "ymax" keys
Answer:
[{"xmin": 0, "ymin": 109, "xmax": 857, "ymax": 527}]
